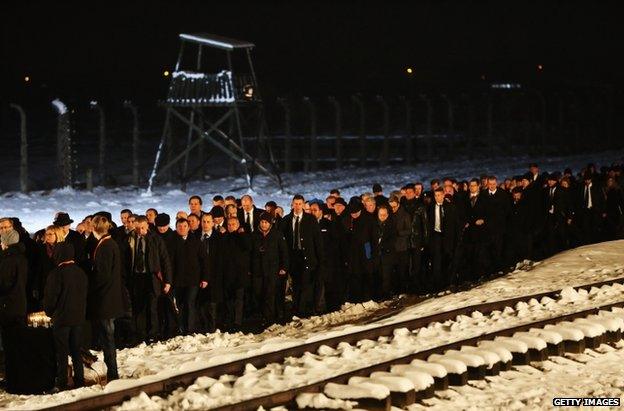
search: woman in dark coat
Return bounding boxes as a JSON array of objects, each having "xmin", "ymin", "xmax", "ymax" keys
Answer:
[
  {"xmin": 217, "ymin": 218, "xmax": 251, "ymax": 329},
  {"xmin": 43, "ymin": 242, "xmax": 88, "ymax": 390},
  {"xmin": 251, "ymin": 213, "xmax": 288, "ymax": 325}
]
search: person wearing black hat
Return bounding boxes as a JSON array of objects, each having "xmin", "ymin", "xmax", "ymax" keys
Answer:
[
  {"xmin": 372, "ymin": 184, "xmax": 388, "ymax": 207},
  {"xmin": 53, "ymin": 212, "xmax": 87, "ymax": 270},
  {"xmin": 209, "ymin": 206, "xmax": 227, "ymax": 234},
  {"xmin": 279, "ymin": 194, "xmax": 323, "ymax": 317},
  {"xmin": 43, "ymin": 242, "xmax": 87, "ymax": 391},
  {"xmin": 345, "ymin": 200, "xmax": 376, "ymax": 302},
  {"xmin": 251, "ymin": 212, "xmax": 288, "ymax": 326}
]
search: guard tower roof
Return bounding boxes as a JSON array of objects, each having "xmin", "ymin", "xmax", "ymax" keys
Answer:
[{"xmin": 179, "ymin": 33, "xmax": 255, "ymax": 50}]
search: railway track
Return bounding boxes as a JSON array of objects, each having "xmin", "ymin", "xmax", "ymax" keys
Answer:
[
  {"xmin": 211, "ymin": 301, "xmax": 624, "ymax": 410},
  {"xmin": 44, "ymin": 276, "xmax": 624, "ymax": 411}
]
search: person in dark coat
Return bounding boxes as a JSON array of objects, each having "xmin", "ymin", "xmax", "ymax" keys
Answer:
[
  {"xmin": 407, "ymin": 196, "xmax": 429, "ymax": 294},
  {"xmin": 238, "ymin": 195, "xmax": 263, "ymax": 234},
  {"xmin": 345, "ymin": 201, "xmax": 377, "ymax": 302},
  {"xmin": 43, "ymin": 242, "xmax": 87, "ymax": 390},
  {"xmin": 197, "ymin": 213, "xmax": 223, "ymax": 332},
  {"xmin": 279, "ymin": 195, "xmax": 324, "ymax": 316},
  {"xmin": 576, "ymin": 172, "xmax": 607, "ymax": 245},
  {"xmin": 482, "ymin": 176, "xmax": 511, "ymax": 273},
  {"xmin": 307, "ymin": 202, "xmax": 328, "ymax": 313},
  {"xmin": 90, "ymin": 215, "xmax": 124, "ymax": 381},
  {"xmin": 0, "ymin": 229, "xmax": 28, "ymax": 388},
  {"xmin": 374, "ymin": 205, "xmax": 397, "ymax": 299},
  {"xmin": 426, "ymin": 188, "xmax": 461, "ymax": 292},
  {"xmin": 172, "ymin": 218, "xmax": 209, "ymax": 334},
  {"xmin": 505, "ymin": 188, "xmax": 531, "ymax": 266},
  {"xmin": 218, "ymin": 217, "xmax": 251, "ymax": 329},
  {"xmin": 53, "ymin": 213, "xmax": 87, "ymax": 270},
  {"xmin": 155, "ymin": 213, "xmax": 179, "ymax": 339},
  {"xmin": 321, "ymin": 198, "xmax": 349, "ymax": 312},
  {"xmin": 604, "ymin": 176, "xmax": 624, "ymax": 240},
  {"xmin": 463, "ymin": 179, "xmax": 489, "ymax": 281},
  {"xmin": 0, "ymin": 229, "xmax": 27, "ymax": 327},
  {"xmin": 543, "ymin": 174, "xmax": 572, "ymax": 257},
  {"xmin": 388, "ymin": 197, "xmax": 411, "ymax": 294},
  {"xmin": 251, "ymin": 213, "xmax": 288, "ymax": 325},
  {"xmin": 121, "ymin": 216, "xmax": 172, "ymax": 343}
]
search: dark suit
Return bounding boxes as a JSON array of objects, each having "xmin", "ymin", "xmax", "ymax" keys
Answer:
[
  {"xmin": 121, "ymin": 232, "xmax": 172, "ymax": 342},
  {"xmin": 427, "ymin": 202, "xmax": 460, "ymax": 292},
  {"xmin": 198, "ymin": 230, "xmax": 223, "ymax": 332},
  {"xmin": 279, "ymin": 212, "xmax": 323, "ymax": 315},
  {"xmin": 238, "ymin": 207, "xmax": 263, "ymax": 234},
  {"xmin": 576, "ymin": 183, "xmax": 606, "ymax": 244},
  {"xmin": 543, "ymin": 185, "xmax": 572, "ymax": 256},
  {"xmin": 483, "ymin": 189, "xmax": 511, "ymax": 272},
  {"xmin": 171, "ymin": 234, "xmax": 209, "ymax": 333},
  {"xmin": 464, "ymin": 194, "xmax": 489, "ymax": 280}
]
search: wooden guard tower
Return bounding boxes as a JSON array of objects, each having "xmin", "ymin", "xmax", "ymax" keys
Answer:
[{"xmin": 147, "ymin": 33, "xmax": 281, "ymax": 191}]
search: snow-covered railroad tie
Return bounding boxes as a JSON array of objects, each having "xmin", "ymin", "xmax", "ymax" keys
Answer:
[{"xmin": 112, "ymin": 281, "xmax": 624, "ymax": 410}]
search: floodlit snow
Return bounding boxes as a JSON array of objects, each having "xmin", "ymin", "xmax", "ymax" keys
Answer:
[
  {"xmin": 50, "ymin": 98, "xmax": 67, "ymax": 115},
  {"xmin": 2, "ymin": 149, "xmax": 623, "ymax": 234},
  {"xmin": 409, "ymin": 341, "xmax": 624, "ymax": 410}
]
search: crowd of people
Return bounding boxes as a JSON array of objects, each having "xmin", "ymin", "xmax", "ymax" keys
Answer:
[{"xmin": 1, "ymin": 161, "xmax": 623, "ymax": 391}]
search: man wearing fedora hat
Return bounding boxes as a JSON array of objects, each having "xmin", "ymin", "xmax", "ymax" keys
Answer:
[{"xmin": 53, "ymin": 212, "xmax": 86, "ymax": 270}]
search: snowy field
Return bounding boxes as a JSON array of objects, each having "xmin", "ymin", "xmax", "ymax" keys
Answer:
[
  {"xmin": 2, "ymin": 240, "xmax": 623, "ymax": 410},
  {"xmin": 1, "ymin": 149, "xmax": 623, "ymax": 233}
]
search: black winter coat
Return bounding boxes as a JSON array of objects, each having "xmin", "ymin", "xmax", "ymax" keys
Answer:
[
  {"xmin": 90, "ymin": 235, "xmax": 125, "ymax": 320},
  {"xmin": 0, "ymin": 243, "xmax": 28, "ymax": 325},
  {"xmin": 346, "ymin": 212, "xmax": 377, "ymax": 275},
  {"xmin": 43, "ymin": 260, "xmax": 87, "ymax": 327},
  {"xmin": 199, "ymin": 231, "xmax": 223, "ymax": 303},
  {"xmin": 218, "ymin": 232, "xmax": 251, "ymax": 290},
  {"xmin": 392, "ymin": 206, "xmax": 412, "ymax": 252},
  {"xmin": 464, "ymin": 194, "xmax": 488, "ymax": 244},
  {"xmin": 483, "ymin": 189, "xmax": 512, "ymax": 238},
  {"xmin": 251, "ymin": 228, "xmax": 288, "ymax": 278},
  {"xmin": 409, "ymin": 203, "xmax": 429, "ymax": 249},
  {"xmin": 171, "ymin": 234, "xmax": 210, "ymax": 287}
]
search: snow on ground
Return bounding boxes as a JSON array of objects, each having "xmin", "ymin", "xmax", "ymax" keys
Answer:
[
  {"xmin": 1, "ymin": 149, "xmax": 623, "ymax": 233},
  {"xmin": 2, "ymin": 240, "xmax": 623, "ymax": 410},
  {"xmin": 409, "ymin": 341, "xmax": 624, "ymax": 410},
  {"xmin": 110, "ymin": 278, "xmax": 624, "ymax": 410}
]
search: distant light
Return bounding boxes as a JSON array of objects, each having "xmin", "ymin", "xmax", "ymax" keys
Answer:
[
  {"xmin": 490, "ymin": 83, "xmax": 522, "ymax": 89},
  {"xmin": 163, "ymin": 70, "xmax": 170, "ymax": 77},
  {"xmin": 480, "ymin": 74, "xmax": 486, "ymax": 80},
  {"xmin": 406, "ymin": 67, "xmax": 413, "ymax": 74},
  {"xmin": 24, "ymin": 76, "xmax": 30, "ymax": 82},
  {"xmin": 537, "ymin": 64, "xmax": 543, "ymax": 71}
]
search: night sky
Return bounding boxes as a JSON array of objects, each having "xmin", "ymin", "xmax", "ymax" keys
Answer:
[{"xmin": 2, "ymin": 1, "xmax": 622, "ymax": 104}]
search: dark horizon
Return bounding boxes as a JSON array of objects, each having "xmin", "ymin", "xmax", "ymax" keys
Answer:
[{"xmin": 2, "ymin": 0, "xmax": 623, "ymax": 105}]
